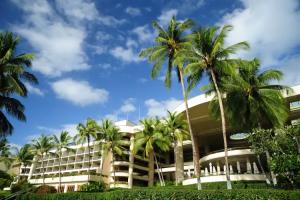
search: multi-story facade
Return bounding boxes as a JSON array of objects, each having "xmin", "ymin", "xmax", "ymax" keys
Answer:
[{"xmin": 17, "ymin": 85, "xmax": 300, "ymax": 192}]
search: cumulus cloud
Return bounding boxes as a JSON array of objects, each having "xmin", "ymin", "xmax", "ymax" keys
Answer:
[
  {"xmin": 110, "ymin": 46, "xmax": 141, "ymax": 63},
  {"xmin": 277, "ymin": 55, "xmax": 300, "ymax": 86},
  {"xmin": 37, "ymin": 123, "xmax": 78, "ymax": 137},
  {"xmin": 158, "ymin": 9, "xmax": 178, "ymax": 26},
  {"xmin": 120, "ymin": 98, "xmax": 136, "ymax": 113},
  {"xmin": 219, "ymin": 0, "xmax": 300, "ymax": 66},
  {"xmin": 125, "ymin": 7, "xmax": 141, "ymax": 16},
  {"xmin": 145, "ymin": 98, "xmax": 182, "ymax": 117},
  {"xmin": 51, "ymin": 78, "xmax": 109, "ymax": 106},
  {"xmin": 132, "ymin": 25, "xmax": 156, "ymax": 43},
  {"xmin": 24, "ymin": 83, "xmax": 44, "ymax": 96}
]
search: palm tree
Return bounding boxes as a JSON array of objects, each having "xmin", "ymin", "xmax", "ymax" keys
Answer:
[
  {"xmin": 218, "ymin": 59, "xmax": 289, "ymax": 185},
  {"xmin": 74, "ymin": 118, "xmax": 99, "ymax": 176},
  {"xmin": 183, "ymin": 25, "xmax": 250, "ymax": 189},
  {"xmin": 13, "ymin": 144, "xmax": 33, "ymax": 181},
  {"xmin": 0, "ymin": 32, "xmax": 38, "ymax": 136},
  {"xmin": 31, "ymin": 134, "xmax": 53, "ymax": 185},
  {"xmin": 163, "ymin": 111, "xmax": 189, "ymax": 185},
  {"xmin": 99, "ymin": 119, "xmax": 126, "ymax": 187},
  {"xmin": 139, "ymin": 17, "xmax": 203, "ymax": 190},
  {"xmin": 134, "ymin": 118, "xmax": 171, "ymax": 187},
  {"xmin": 0, "ymin": 138, "xmax": 13, "ymax": 169},
  {"xmin": 52, "ymin": 131, "xmax": 73, "ymax": 193}
]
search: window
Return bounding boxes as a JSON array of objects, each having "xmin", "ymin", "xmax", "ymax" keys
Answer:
[{"xmin": 290, "ymin": 100, "xmax": 300, "ymax": 110}]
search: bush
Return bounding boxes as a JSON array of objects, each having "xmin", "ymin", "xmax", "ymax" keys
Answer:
[
  {"xmin": 17, "ymin": 189, "xmax": 300, "ymax": 200},
  {"xmin": 11, "ymin": 180, "xmax": 32, "ymax": 193},
  {"xmin": 0, "ymin": 178, "xmax": 12, "ymax": 189},
  {"xmin": 34, "ymin": 185, "xmax": 57, "ymax": 194},
  {"xmin": 79, "ymin": 181, "xmax": 106, "ymax": 192},
  {"xmin": 0, "ymin": 190, "xmax": 10, "ymax": 199}
]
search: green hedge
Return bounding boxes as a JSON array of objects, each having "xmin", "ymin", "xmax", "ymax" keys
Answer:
[{"xmin": 17, "ymin": 189, "xmax": 300, "ymax": 200}]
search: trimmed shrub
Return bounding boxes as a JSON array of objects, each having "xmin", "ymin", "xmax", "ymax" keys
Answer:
[
  {"xmin": 34, "ymin": 185, "xmax": 57, "ymax": 194},
  {"xmin": 79, "ymin": 181, "xmax": 106, "ymax": 192},
  {"xmin": 17, "ymin": 189, "xmax": 300, "ymax": 200},
  {"xmin": 11, "ymin": 180, "xmax": 32, "ymax": 193}
]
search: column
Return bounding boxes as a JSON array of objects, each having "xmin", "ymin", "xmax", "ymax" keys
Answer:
[
  {"xmin": 253, "ymin": 162, "xmax": 259, "ymax": 174},
  {"xmin": 230, "ymin": 165, "xmax": 234, "ymax": 174},
  {"xmin": 187, "ymin": 169, "xmax": 191, "ymax": 178},
  {"xmin": 212, "ymin": 166, "xmax": 217, "ymax": 175},
  {"xmin": 246, "ymin": 158, "xmax": 252, "ymax": 174},
  {"xmin": 216, "ymin": 162, "xmax": 221, "ymax": 175},
  {"xmin": 128, "ymin": 135, "xmax": 135, "ymax": 189},
  {"xmin": 236, "ymin": 161, "xmax": 241, "ymax": 174},
  {"xmin": 74, "ymin": 184, "xmax": 78, "ymax": 191},
  {"xmin": 209, "ymin": 162, "xmax": 213, "ymax": 175},
  {"xmin": 204, "ymin": 167, "xmax": 209, "ymax": 176},
  {"xmin": 28, "ymin": 157, "xmax": 37, "ymax": 180},
  {"xmin": 223, "ymin": 165, "xmax": 226, "ymax": 175},
  {"xmin": 64, "ymin": 185, "xmax": 68, "ymax": 193}
]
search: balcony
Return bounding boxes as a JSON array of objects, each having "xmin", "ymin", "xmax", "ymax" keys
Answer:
[{"xmin": 29, "ymin": 175, "xmax": 101, "ymax": 185}]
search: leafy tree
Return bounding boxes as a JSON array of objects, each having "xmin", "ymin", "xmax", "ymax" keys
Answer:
[
  {"xmin": 163, "ymin": 111, "xmax": 189, "ymax": 185},
  {"xmin": 183, "ymin": 25, "xmax": 250, "ymax": 189},
  {"xmin": 52, "ymin": 131, "xmax": 73, "ymax": 193},
  {"xmin": 31, "ymin": 134, "xmax": 53, "ymax": 185},
  {"xmin": 0, "ymin": 32, "xmax": 38, "ymax": 136},
  {"xmin": 99, "ymin": 119, "xmax": 126, "ymax": 187},
  {"xmin": 134, "ymin": 118, "xmax": 171, "ymax": 186},
  {"xmin": 0, "ymin": 138, "xmax": 13, "ymax": 169},
  {"xmin": 139, "ymin": 17, "xmax": 203, "ymax": 189},
  {"xmin": 75, "ymin": 118, "xmax": 100, "ymax": 176}
]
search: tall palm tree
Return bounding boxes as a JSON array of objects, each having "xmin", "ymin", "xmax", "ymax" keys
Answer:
[
  {"xmin": 0, "ymin": 138, "xmax": 13, "ymax": 169},
  {"xmin": 163, "ymin": 111, "xmax": 190, "ymax": 185},
  {"xmin": 183, "ymin": 25, "xmax": 250, "ymax": 189},
  {"xmin": 218, "ymin": 59, "xmax": 289, "ymax": 185},
  {"xmin": 52, "ymin": 131, "xmax": 73, "ymax": 193},
  {"xmin": 13, "ymin": 144, "xmax": 33, "ymax": 181},
  {"xmin": 74, "ymin": 118, "xmax": 99, "ymax": 176},
  {"xmin": 139, "ymin": 17, "xmax": 203, "ymax": 189},
  {"xmin": 31, "ymin": 134, "xmax": 53, "ymax": 185},
  {"xmin": 0, "ymin": 32, "xmax": 38, "ymax": 136},
  {"xmin": 134, "ymin": 118, "xmax": 171, "ymax": 187},
  {"xmin": 99, "ymin": 119, "xmax": 126, "ymax": 187}
]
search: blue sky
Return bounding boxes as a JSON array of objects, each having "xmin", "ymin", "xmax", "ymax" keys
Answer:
[{"xmin": 0, "ymin": 0, "xmax": 300, "ymax": 147}]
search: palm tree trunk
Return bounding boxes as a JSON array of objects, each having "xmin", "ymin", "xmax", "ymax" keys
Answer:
[
  {"xmin": 179, "ymin": 69, "xmax": 202, "ymax": 190},
  {"xmin": 42, "ymin": 155, "xmax": 45, "ymax": 185},
  {"xmin": 59, "ymin": 151, "xmax": 62, "ymax": 193},
  {"xmin": 87, "ymin": 136, "xmax": 90, "ymax": 181},
  {"xmin": 210, "ymin": 69, "xmax": 232, "ymax": 190},
  {"xmin": 112, "ymin": 152, "xmax": 116, "ymax": 187},
  {"xmin": 256, "ymin": 155, "xmax": 271, "ymax": 185},
  {"xmin": 148, "ymin": 150, "xmax": 154, "ymax": 187},
  {"xmin": 175, "ymin": 140, "xmax": 184, "ymax": 185},
  {"xmin": 154, "ymin": 151, "xmax": 163, "ymax": 186}
]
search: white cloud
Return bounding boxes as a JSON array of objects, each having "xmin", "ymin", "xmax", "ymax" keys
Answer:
[
  {"xmin": 145, "ymin": 98, "xmax": 182, "ymax": 117},
  {"xmin": 110, "ymin": 46, "xmax": 141, "ymax": 63},
  {"xmin": 95, "ymin": 31, "xmax": 112, "ymax": 41},
  {"xmin": 104, "ymin": 113, "xmax": 119, "ymax": 122},
  {"xmin": 158, "ymin": 9, "xmax": 178, "ymax": 26},
  {"xmin": 120, "ymin": 98, "xmax": 136, "ymax": 113},
  {"xmin": 51, "ymin": 78, "xmax": 109, "ymax": 106},
  {"xmin": 138, "ymin": 78, "xmax": 148, "ymax": 83},
  {"xmin": 125, "ymin": 7, "xmax": 141, "ymax": 16},
  {"xmin": 37, "ymin": 123, "xmax": 78, "ymax": 137},
  {"xmin": 24, "ymin": 83, "xmax": 44, "ymax": 96},
  {"xmin": 132, "ymin": 25, "xmax": 155, "ymax": 43},
  {"xmin": 278, "ymin": 55, "xmax": 300, "ymax": 86},
  {"xmin": 219, "ymin": 0, "xmax": 300, "ymax": 66}
]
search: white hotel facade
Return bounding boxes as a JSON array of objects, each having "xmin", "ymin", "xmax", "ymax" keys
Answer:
[{"xmin": 17, "ymin": 85, "xmax": 300, "ymax": 192}]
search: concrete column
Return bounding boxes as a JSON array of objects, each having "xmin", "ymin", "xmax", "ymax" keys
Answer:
[
  {"xmin": 28, "ymin": 157, "xmax": 37, "ymax": 180},
  {"xmin": 204, "ymin": 167, "xmax": 209, "ymax": 176},
  {"xmin": 74, "ymin": 184, "xmax": 78, "ymax": 191},
  {"xmin": 209, "ymin": 162, "xmax": 212, "ymax": 174},
  {"xmin": 212, "ymin": 166, "xmax": 217, "ymax": 175},
  {"xmin": 223, "ymin": 165, "xmax": 226, "ymax": 175},
  {"xmin": 64, "ymin": 185, "xmax": 68, "ymax": 193},
  {"xmin": 236, "ymin": 161, "xmax": 241, "ymax": 174},
  {"xmin": 216, "ymin": 162, "xmax": 221, "ymax": 175},
  {"xmin": 187, "ymin": 169, "xmax": 191, "ymax": 178},
  {"xmin": 230, "ymin": 165, "xmax": 234, "ymax": 174},
  {"xmin": 246, "ymin": 158, "xmax": 252, "ymax": 174},
  {"xmin": 128, "ymin": 135, "xmax": 135, "ymax": 189},
  {"xmin": 253, "ymin": 162, "xmax": 259, "ymax": 174}
]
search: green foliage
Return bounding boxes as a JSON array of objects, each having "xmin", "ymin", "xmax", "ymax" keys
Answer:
[
  {"xmin": 34, "ymin": 185, "xmax": 57, "ymax": 194},
  {"xmin": 79, "ymin": 181, "xmax": 106, "ymax": 192},
  {"xmin": 0, "ymin": 170, "xmax": 12, "ymax": 190},
  {"xmin": 10, "ymin": 180, "xmax": 32, "ymax": 193},
  {"xmin": 0, "ymin": 190, "xmax": 11, "ymax": 198},
  {"xmin": 17, "ymin": 189, "xmax": 300, "ymax": 200}
]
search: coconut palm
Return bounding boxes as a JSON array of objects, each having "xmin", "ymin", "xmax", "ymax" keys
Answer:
[
  {"xmin": 139, "ymin": 17, "xmax": 203, "ymax": 189},
  {"xmin": 0, "ymin": 138, "xmax": 13, "ymax": 169},
  {"xmin": 74, "ymin": 118, "xmax": 100, "ymax": 176},
  {"xmin": 0, "ymin": 32, "xmax": 38, "ymax": 136},
  {"xmin": 13, "ymin": 144, "xmax": 33, "ymax": 181},
  {"xmin": 31, "ymin": 134, "xmax": 53, "ymax": 185},
  {"xmin": 163, "ymin": 111, "xmax": 190, "ymax": 185},
  {"xmin": 99, "ymin": 119, "xmax": 126, "ymax": 187},
  {"xmin": 218, "ymin": 59, "xmax": 289, "ymax": 185},
  {"xmin": 52, "ymin": 131, "xmax": 73, "ymax": 193},
  {"xmin": 134, "ymin": 118, "xmax": 171, "ymax": 187},
  {"xmin": 183, "ymin": 25, "xmax": 250, "ymax": 189}
]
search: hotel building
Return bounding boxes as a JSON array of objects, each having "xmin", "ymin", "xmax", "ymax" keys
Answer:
[{"xmin": 16, "ymin": 85, "xmax": 300, "ymax": 192}]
